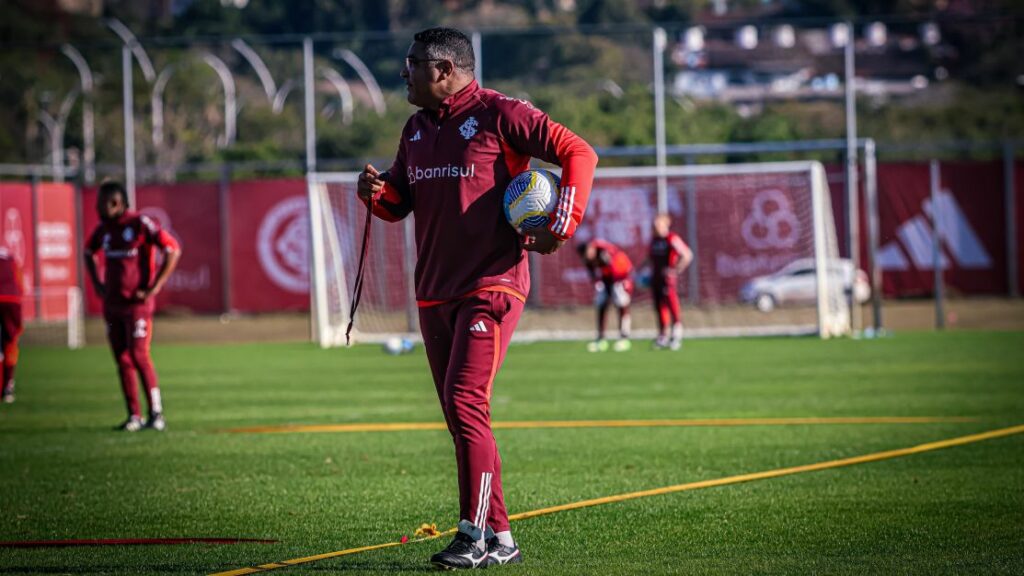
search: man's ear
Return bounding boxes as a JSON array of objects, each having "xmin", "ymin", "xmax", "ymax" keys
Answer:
[{"xmin": 435, "ymin": 59, "xmax": 455, "ymax": 80}]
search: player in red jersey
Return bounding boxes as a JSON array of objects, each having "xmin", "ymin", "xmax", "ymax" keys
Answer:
[
  {"xmin": 84, "ymin": 181, "xmax": 181, "ymax": 432},
  {"xmin": 0, "ymin": 247, "xmax": 23, "ymax": 403},
  {"xmin": 577, "ymin": 239, "xmax": 634, "ymax": 352},
  {"xmin": 648, "ymin": 213, "xmax": 693, "ymax": 350},
  {"xmin": 357, "ymin": 28, "xmax": 597, "ymax": 569}
]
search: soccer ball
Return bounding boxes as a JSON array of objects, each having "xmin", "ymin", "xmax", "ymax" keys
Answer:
[
  {"xmin": 636, "ymin": 267, "xmax": 653, "ymax": 290},
  {"xmin": 383, "ymin": 336, "xmax": 414, "ymax": 355},
  {"xmin": 503, "ymin": 169, "xmax": 560, "ymax": 234}
]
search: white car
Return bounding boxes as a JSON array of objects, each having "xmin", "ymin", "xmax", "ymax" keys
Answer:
[{"xmin": 739, "ymin": 258, "xmax": 871, "ymax": 313}]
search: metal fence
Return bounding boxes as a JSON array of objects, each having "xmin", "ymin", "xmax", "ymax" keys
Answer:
[{"xmin": 3, "ymin": 16, "xmax": 1021, "ymax": 339}]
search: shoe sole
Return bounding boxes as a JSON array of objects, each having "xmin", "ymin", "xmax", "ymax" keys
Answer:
[{"xmin": 431, "ymin": 560, "xmax": 482, "ymax": 571}]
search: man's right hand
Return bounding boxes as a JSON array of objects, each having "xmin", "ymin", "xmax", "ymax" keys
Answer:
[{"xmin": 357, "ymin": 164, "xmax": 385, "ymax": 201}]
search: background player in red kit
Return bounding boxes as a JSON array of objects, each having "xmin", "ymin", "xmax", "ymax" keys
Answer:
[
  {"xmin": 0, "ymin": 247, "xmax": 23, "ymax": 403},
  {"xmin": 648, "ymin": 213, "xmax": 693, "ymax": 350},
  {"xmin": 85, "ymin": 181, "xmax": 181, "ymax": 432},
  {"xmin": 357, "ymin": 27, "xmax": 597, "ymax": 569},
  {"xmin": 577, "ymin": 239, "xmax": 634, "ymax": 352}
]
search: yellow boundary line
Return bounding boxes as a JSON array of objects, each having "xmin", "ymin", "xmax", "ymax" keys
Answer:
[
  {"xmin": 225, "ymin": 416, "xmax": 975, "ymax": 435},
  {"xmin": 208, "ymin": 422, "xmax": 1024, "ymax": 576}
]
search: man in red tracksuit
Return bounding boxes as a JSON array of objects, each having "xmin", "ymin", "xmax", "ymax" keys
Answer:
[
  {"xmin": 358, "ymin": 27, "xmax": 597, "ymax": 570},
  {"xmin": 577, "ymin": 239, "xmax": 634, "ymax": 352},
  {"xmin": 85, "ymin": 181, "xmax": 181, "ymax": 432},
  {"xmin": 648, "ymin": 213, "xmax": 693, "ymax": 350},
  {"xmin": 0, "ymin": 247, "xmax": 23, "ymax": 403}
]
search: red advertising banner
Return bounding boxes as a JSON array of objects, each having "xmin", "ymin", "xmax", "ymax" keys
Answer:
[
  {"xmin": 71, "ymin": 160, "xmax": 1019, "ymax": 318},
  {"xmin": 874, "ymin": 162, "xmax": 1007, "ymax": 297},
  {"xmin": 82, "ymin": 183, "xmax": 224, "ymax": 314},
  {"xmin": 138, "ymin": 183, "xmax": 223, "ymax": 313},
  {"xmin": 227, "ymin": 179, "xmax": 309, "ymax": 313},
  {"xmin": 35, "ymin": 183, "xmax": 79, "ymax": 320},
  {"xmin": 0, "ymin": 183, "xmax": 37, "ymax": 319}
]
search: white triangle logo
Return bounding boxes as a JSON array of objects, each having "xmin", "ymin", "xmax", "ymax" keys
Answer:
[{"xmin": 878, "ymin": 190, "xmax": 992, "ymax": 271}]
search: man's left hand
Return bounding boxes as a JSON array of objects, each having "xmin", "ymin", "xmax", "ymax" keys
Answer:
[
  {"xmin": 523, "ymin": 227, "xmax": 564, "ymax": 255},
  {"xmin": 134, "ymin": 288, "xmax": 155, "ymax": 301}
]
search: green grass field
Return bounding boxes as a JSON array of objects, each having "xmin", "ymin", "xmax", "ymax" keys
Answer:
[{"xmin": 2, "ymin": 331, "xmax": 1023, "ymax": 575}]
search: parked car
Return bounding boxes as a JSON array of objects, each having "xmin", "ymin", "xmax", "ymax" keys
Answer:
[{"xmin": 739, "ymin": 258, "xmax": 870, "ymax": 312}]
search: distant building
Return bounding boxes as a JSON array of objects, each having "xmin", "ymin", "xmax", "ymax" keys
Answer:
[
  {"xmin": 36, "ymin": 0, "xmax": 103, "ymax": 16},
  {"xmin": 671, "ymin": 12, "xmax": 940, "ymax": 106}
]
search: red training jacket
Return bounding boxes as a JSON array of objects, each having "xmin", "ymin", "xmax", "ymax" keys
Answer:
[
  {"xmin": 650, "ymin": 232, "xmax": 689, "ymax": 279},
  {"xmin": 86, "ymin": 211, "xmax": 180, "ymax": 313},
  {"xmin": 0, "ymin": 248, "xmax": 23, "ymax": 303},
  {"xmin": 585, "ymin": 239, "xmax": 633, "ymax": 283},
  {"xmin": 364, "ymin": 80, "xmax": 598, "ymax": 304}
]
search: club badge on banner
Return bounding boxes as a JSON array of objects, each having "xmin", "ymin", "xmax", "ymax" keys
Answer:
[
  {"xmin": 229, "ymin": 179, "xmax": 310, "ymax": 313},
  {"xmin": 534, "ymin": 174, "xmax": 814, "ymax": 307}
]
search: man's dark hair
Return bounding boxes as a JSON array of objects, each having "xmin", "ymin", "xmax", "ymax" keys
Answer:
[
  {"xmin": 98, "ymin": 180, "xmax": 130, "ymax": 208},
  {"xmin": 414, "ymin": 27, "xmax": 475, "ymax": 73}
]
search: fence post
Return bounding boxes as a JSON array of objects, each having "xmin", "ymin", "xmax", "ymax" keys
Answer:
[
  {"xmin": 303, "ymin": 37, "xmax": 316, "ymax": 174},
  {"xmin": 472, "ymin": 31, "xmax": 483, "ymax": 87},
  {"xmin": 684, "ymin": 155, "xmax": 699, "ymax": 305},
  {"xmin": 843, "ymin": 23, "xmax": 860, "ymax": 335},
  {"xmin": 122, "ymin": 45, "xmax": 136, "ymax": 207},
  {"xmin": 864, "ymin": 139, "xmax": 882, "ymax": 333},
  {"xmin": 653, "ymin": 27, "xmax": 668, "ymax": 213}
]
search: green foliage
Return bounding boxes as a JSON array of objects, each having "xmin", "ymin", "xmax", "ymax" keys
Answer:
[{"xmin": 1, "ymin": 1, "xmax": 1022, "ymax": 172}]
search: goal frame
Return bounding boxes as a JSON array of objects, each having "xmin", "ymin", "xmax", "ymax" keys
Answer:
[{"xmin": 307, "ymin": 160, "xmax": 848, "ymax": 347}]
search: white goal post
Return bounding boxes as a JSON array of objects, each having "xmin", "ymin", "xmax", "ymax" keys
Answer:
[
  {"xmin": 308, "ymin": 160, "xmax": 849, "ymax": 347},
  {"xmin": 21, "ymin": 287, "xmax": 85, "ymax": 349}
]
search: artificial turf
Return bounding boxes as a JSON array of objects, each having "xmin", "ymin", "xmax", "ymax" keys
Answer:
[{"xmin": 1, "ymin": 331, "xmax": 1022, "ymax": 575}]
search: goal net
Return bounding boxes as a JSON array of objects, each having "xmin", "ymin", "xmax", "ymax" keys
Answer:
[
  {"xmin": 307, "ymin": 173, "xmax": 417, "ymax": 347},
  {"xmin": 308, "ymin": 161, "xmax": 849, "ymax": 346},
  {"xmin": 20, "ymin": 287, "xmax": 85, "ymax": 349}
]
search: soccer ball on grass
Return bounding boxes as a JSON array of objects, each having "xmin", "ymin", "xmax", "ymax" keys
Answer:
[{"xmin": 383, "ymin": 337, "xmax": 414, "ymax": 355}]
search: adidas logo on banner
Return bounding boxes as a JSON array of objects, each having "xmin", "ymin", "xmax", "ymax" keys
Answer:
[
  {"xmin": 469, "ymin": 320, "xmax": 488, "ymax": 333},
  {"xmin": 877, "ymin": 190, "xmax": 992, "ymax": 272},
  {"xmin": 409, "ymin": 130, "xmax": 422, "ymax": 142}
]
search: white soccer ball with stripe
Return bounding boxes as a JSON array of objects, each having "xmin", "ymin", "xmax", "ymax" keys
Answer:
[{"xmin": 503, "ymin": 169, "xmax": 561, "ymax": 234}]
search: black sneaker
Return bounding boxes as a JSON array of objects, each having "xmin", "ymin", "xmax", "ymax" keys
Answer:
[
  {"xmin": 484, "ymin": 537, "xmax": 523, "ymax": 567},
  {"xmin": 430, "ymin": 523, "xmax": 487, "ymax": 570}
]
